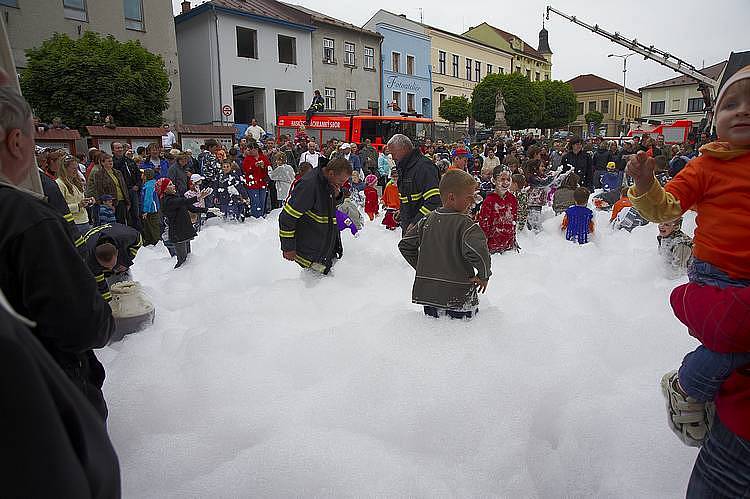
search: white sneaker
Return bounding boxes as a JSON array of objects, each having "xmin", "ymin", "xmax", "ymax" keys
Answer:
[{"xmin": 660, "ymin": 370, "xmax": 715, "ymax": 447}]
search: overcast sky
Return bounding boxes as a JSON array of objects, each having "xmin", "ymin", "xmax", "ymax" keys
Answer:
[{"xmin": 173, "ymin": 0, "xmax": 749, "ymax": 90}]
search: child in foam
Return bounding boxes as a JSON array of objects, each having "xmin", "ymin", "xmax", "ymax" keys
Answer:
[
  {"xmin": 627, "ymin": 65, "xmax": 750, "ymax": 495},
  {"xmin": 477, "ymin": 167, "xmax": 518, "ymax": 254},
  {"xmin": 657, "ymin": 217, "xmax": 692, "ymax": 279},
  {"xmin": 398, "ymin": 169, "xmax": 491, "ymax": 320},
  {"xmin": 337, "ymin": 188, "xmax": 364, "ymax": 231},
  {"xmin": 510, "ymin": 174, "xmax": 528, "ymax": 234},
  {"xmin": 381, "ymin": 168, "xmax": 400, "ymax": 231},
  {"xmin": 560, "ymin": 187, "xmax": 594, "ymax": 245},
  {"xmin": 363, "ymin": 174, "xmax": 379, "ymax": 221}
]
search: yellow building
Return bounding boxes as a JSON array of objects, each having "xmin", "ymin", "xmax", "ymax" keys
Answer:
[
  {"xmin": 425, "ymin": 24, "xmax": 514, "ymax": 128},
  {"xmin": 462, "ymin": 22, "xmax": 552, "ymax": 82},
  {"xmin": 566, "ymin": 74, "xmax": 641, "ymax": 137}
]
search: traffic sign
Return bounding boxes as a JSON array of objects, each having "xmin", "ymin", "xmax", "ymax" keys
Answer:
[{"xmin": 222, "ymin": 105, "xmax": 232, "ymax": 117}]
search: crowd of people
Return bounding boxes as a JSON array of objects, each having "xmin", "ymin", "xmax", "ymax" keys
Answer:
[{"xmin": 1, "ymin": 61, "xmax": 749, "ymax": 497}]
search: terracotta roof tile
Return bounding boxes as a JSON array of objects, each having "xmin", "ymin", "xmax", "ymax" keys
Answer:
[
  {"xmin": 486, "ymin": 25, "xmax": 545, "ymax": 61},
  {"xmin": 86, "ymin": 126, "xmax": 165, "ymax": 137},
  {"xmin": 34, "ymin": 129, "xmax": 81, "ymax": 140},
  {"xmin": 210, "ymin": 0, "xmax": 313, "ymax": 26},
  {"xmin": 566, "ymin": 74, "xmax": 640, "ymax": 97},
  {"xmin": 640, "ymin": 60, "xmax": 726, "ymax": 90}
]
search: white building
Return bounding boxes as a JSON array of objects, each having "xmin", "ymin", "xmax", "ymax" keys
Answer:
[
  {"xmin": 639, "ymin": 60, "xmax": 726, "ymax": 129},
  {"xmin": 175, "ymin": 0, "xmax": 314, "ymax": 130}
]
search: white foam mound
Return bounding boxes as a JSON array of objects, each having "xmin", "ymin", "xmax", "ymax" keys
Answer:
[{"xmin": 101, "ymin": 208, "xmax": 700, "ymax": 498}]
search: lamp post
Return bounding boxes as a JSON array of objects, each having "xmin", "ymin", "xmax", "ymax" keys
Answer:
[{"xmin": 608, "ymin": 52, "xmax": 635, "ymax": 138}]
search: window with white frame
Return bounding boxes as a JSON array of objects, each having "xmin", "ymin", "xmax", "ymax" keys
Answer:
[
  {"xmin": 346, "ymin": 90, "xmax": 356, "ymax": 110},
  {"xmin": 407, "ymin": 93, "xmax": 415, "ymax": 112},
  {"xmin": 392, "ymin": 91, "xmax": 401, "ymax": 111},
  {"xmin": 392, "ymin": 52, "xmax": 400, "ymax": 73},
  {"xmin": 344, "ymin": 42, "xmax": 355, "ymax": 66},
  {"xmin": 438, "ymin": 51, "xmax": 446, "ymax": 75},
  {"xmin": 452, "ymin": 54, "xmax": 459, "ymax": 77},
  {"xmin": 406, "ymin": 55, "xmax": 415, "ymax": 75},
  {"xmin": 63, "ymin": 0, "xmax": 87, "ymax": 21},
  {"xmin": 487, "ymin": 63, "xmax": 493, "ymax": 75},
  {"xmin": 323, "ymin": 38, "xmax": 335, "ymax": 63},
  {"xmin": 124, "ymin": 0, "xmax": 144, "ymax": 31},
  {"xmin": 324, "ymin": 87, "xmax": 336, "ymax": 109},
  {"xmin": 466, "ymin": 58, "xmax": 472, "ymax": 81},
  {"xmin": 364, "ymin": 46, "xmax": 374, "ymax": 70},
  {"xmin": 475, "ymin": 60, "xmax": 481, "ymax": 82}
]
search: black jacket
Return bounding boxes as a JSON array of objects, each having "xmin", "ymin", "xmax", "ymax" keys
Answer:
[
  {"xmin": 113, "ymin": 155, "xmax": 142, "ymax": 191},
  {"xmin": 167, "ymin": 163, "xmax": 189, "ymax": 196},
  {"xmin": 161, "ymin": 193, "xmax": 207, "ymax": 243},
  {"xmin": 78, "ymin": 223, "xmax": 143, "ymax": 303},
  {"xmin": 0, "ymin": 183, "xmax": 114, "ymax": 419},
  {"xmin": 592, "ymin": 147, "xmax": 612, "ymax": 171},
  {"xmin": 561, "ymin": 150, "xmax": 594, "ymax": 189},
  {"xmin": 279, "ymin": 167, "xmax": 342, "ymax": 273},
  {"xmin": 0, "ymin": 298, "xmax": 121, "ymax": 498},
  {"xmin": 396, "ymin": 149, "xmax": 442, "ymax": 229}
]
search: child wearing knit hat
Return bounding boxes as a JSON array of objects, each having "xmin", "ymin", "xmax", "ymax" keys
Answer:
[
  {"xmin": 363, "ymin": 174, "xmax": 379, "ymax": 221},
  {"xmin": 628, "ymin": 66, "xmax": 750, "ymax": 458}
]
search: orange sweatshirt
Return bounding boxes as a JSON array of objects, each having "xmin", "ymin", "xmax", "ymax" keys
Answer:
[
  {"xmin": 610, "ymin": 196, "xmax": 632, "ymax": 222},
  {"xmin": 629, "ymin": 148, "xmax": 750, "ymax": 279},
  {"xmin": 381, "ymin": 181, "xmax": 400, "ymax": 210}
]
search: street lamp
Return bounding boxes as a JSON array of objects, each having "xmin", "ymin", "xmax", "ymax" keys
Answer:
[{"xmin": 608, "ymin": 52, "xmax": 635, "ymax": 138}]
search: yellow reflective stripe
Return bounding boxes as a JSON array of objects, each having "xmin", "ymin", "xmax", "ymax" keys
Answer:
[
  {"xmin": 410, "ymin": 193, "xmax": 422, "ymax": 201},
  {"xmin": 305, "ymin": 211, "xmax": 329, "ymax": 223},
  {"xmin": 294, "ymin": 255, "xmax": 312, "ymax": 267},
  {"xmin": 95, "ymin": 274, "xmax": 105, "ymax": 283},
  {"xmin": 398, "ymin": 195, "xmax": 408, "ymax": 201},
  {"xmin": 283, "ymin": 203, "xmax": 303, "ymax": 218},
  {"xmin": 63, "ymin": 213, "xmax": 74, "ymax": 222},
  {"xmin": 129, "ymin": 248, "xmax": 139, "ymax": 256},
  {"xmin": 279, "ymin": 230, "xmax": 295, "ymax": 238},
  {"xmin": 74, "ymin": 236, "xmax": 84, "ymax": 247},
  {"xmin": 101, "ymin": 292, "xmax": 112, "ymax": 302},
  {"xmin": 423, "ymin": 188, "xmax": 440, "ymax": 200},
  {"xmin": 419, "ymin": 206, "xmax": 431, "ymax": 216},
  {"xmin": 80, "ymin": 224, "xmax": 109, "ymax": 245}
]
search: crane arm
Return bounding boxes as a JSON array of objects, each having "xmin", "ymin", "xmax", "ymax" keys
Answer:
[{"xmin": 545, "ymin": 6, "xmax": 719, "ymax": 89}]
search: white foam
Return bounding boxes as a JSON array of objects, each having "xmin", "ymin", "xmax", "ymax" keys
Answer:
[{"xmin": 102, "ymin": 209, "xmax": 699, "ymax": 498}]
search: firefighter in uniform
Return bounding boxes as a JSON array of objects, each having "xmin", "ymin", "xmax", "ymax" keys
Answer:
[
  {"xmin": 387, "ymin": 134, "xmax": 441, "ymax": 231},
  {"xmin": 278, "ymin": 157, "xmax": 352, "ymax": 274}
]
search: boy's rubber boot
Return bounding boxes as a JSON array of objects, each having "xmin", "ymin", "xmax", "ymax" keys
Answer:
[{"xmin": 660, "ymin": 370, "xmax": 715, "ymax": 447}]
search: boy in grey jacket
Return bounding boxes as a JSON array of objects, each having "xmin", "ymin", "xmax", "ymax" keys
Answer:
[{"xmin": 399, "ymin": 170, "xmax": 492, "ymax": 319}]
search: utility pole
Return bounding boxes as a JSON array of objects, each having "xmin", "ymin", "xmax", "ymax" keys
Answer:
[{"xmin": 609, "ymin": 52, "xmax": 635, "ymax": 138}]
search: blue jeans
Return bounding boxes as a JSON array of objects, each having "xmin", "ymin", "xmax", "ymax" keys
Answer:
[
  {"xmin": 687, "ymin": 416, "xmax": 750, "ymax": 498},
  {"xmin": 248, "ymin": 188, "xmax": 267, "ymax": 218},
  {"xmin": 679, "ymin": 258, "xmax": 750, "ymax": 401}
]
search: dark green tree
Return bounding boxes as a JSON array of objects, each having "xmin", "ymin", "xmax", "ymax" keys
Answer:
[
  {"xmin": 535, "ymin": 80, "xmax": 578, "ymax": 130},
  {"xmin": 584, "ymin": 110, "xmax": 604, "ymax": 129},
  {"xmin": 438, "ymin": 95, "xmax": 471, "ymax": 131},
  {"xmin": 20, "ymin": 31, "xmax": 170, "ymax": 130},
  {"xmin": 471, "ymin": 73, "xmax": 543, "ymax": 129}
]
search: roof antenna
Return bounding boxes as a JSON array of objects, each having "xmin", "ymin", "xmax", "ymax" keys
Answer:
[{"xmin": 418, "ymin": 8, "xmax": 423, "ymax": 24}]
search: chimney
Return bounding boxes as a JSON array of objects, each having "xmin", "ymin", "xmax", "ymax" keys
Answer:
[{"xmin": 181, "ymin": 1, "xmax": 191, "ymax": 14}]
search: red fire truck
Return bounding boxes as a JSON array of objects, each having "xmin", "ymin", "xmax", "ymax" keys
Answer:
[{"xmin": 276, "ymin": 112, "xmax": 434, "ymax": 150}]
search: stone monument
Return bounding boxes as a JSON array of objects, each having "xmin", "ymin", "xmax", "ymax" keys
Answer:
[{"xmin": 492, "ymin": 89, "xmax": 509, "ymax": 132}]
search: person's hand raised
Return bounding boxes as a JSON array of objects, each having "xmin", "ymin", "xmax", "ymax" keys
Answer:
[{"xmin": 626, "ymin": 151, "xmax": 657, "ymax": 196}]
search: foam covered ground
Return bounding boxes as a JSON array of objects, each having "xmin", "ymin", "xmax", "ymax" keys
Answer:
[{"xmin": 100, "ymin": 207, "xmax": 700, "ymax": 498}]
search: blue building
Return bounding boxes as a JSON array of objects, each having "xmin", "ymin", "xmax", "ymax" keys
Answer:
[{"xmin": 364, "ymin": 10, "xmax": 432, "ymax": 118}]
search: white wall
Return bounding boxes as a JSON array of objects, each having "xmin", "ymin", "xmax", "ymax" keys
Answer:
[
  {"xmin": 176, "ymin": 14, "xmax": 218, "ymax": 125},
  {"xmin": 641, "ymin": 84, "xmax": 706, "ymax": 124},
  {"xmin": 217, "ymin": 13, "xmax": 313, "ymax": 130}
]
